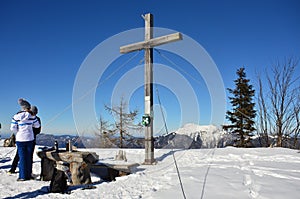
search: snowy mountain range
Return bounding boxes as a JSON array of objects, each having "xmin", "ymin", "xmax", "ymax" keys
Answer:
[
  {"xmin": 35, "ymin": 123, "xmax": 235, "ymax": 149},
  {"xmin": 155, "ymin": 123, "xmax": 234, "ymax": 149}
]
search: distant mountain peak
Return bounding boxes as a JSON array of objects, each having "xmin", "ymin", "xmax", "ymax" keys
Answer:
[{"xmin": 175, "ymin": 123, "xmax": 219, "ymax": 135}]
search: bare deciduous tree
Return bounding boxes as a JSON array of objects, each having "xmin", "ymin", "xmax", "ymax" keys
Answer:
[
  {"xmin": 256, "ymin": 75, "xmax": 271, "ymax": 147},
  {"xmin": 105, "ymin": 97, "xmax": 142, "ymax": 148},
  {"xmin": 257, "ymin": 57, "xmax": 300, "ymax": 148},
  {"xmin": 95, "ymin": 115, "xmax": 116, "ymax": 148},
  {"xmin": 291, "ymin": 95, "xmax": 300, "ymax": 147}
]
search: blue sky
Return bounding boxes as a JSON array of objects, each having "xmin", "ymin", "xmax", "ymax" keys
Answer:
[{"xmin": 0, "ymin": 0, "xmax": 299, "ymax": 137}]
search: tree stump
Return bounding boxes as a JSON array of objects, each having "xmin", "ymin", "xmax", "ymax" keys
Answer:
[{"xmin": 70, "ymin": 161, "xmax": 91, "ymax": 185}]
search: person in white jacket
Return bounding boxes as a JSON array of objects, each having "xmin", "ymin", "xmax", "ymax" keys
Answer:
[{"xmin": 10, "ymin": 98, "xmax": 40, "ymax": 181}]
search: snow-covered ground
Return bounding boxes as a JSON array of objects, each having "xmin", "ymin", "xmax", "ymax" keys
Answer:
[{"xmin": 0, "ymin": 140, "xmax": 300, "ymax": 199}]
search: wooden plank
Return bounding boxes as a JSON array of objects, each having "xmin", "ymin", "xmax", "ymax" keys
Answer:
[
  {"xmin": 120, "ymin": 32, "xmax": 182, "ymax": 54},
  {"xmin": 109, "ymin": 163, "xmax": 139, "ymax": 173},
  {"xmin": 37, "ymin": 150, "xmax": 99, "ymax": 164},
  {"xmin": 92, "ymin": 162, "xmax": 139, "ymax": 173}
]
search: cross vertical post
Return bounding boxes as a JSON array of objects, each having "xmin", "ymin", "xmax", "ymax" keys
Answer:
[
  {"xmin": 120, "ymin": 13, "xmax": 182, "ymax": 165},
  {"xmin": 144, "ymin": 13, "xmax": 154, "ymax": 164}
]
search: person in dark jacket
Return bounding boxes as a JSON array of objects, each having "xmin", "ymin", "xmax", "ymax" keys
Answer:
[{"xmin": 30, "ymin": 106, "xmax": 41, "ymax": 162}]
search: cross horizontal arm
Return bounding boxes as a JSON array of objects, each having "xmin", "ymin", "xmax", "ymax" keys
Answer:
[{"xmin": 120, "ymin": 32, "xmax": 182, "ymax": 54}]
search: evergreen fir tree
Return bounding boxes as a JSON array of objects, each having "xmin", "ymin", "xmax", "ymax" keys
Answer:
[{"xmin": 226, "ymin": 67, "xmax": 256, "ymax": 147}]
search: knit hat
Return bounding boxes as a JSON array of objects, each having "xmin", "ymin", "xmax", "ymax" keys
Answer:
[
  {"xmin": 18, "ymin": 98, "xmax": 31, "ymax": 110},
  {"xmin": 31, "ymin": 105, "xmax": 38, "ymax": 115}
]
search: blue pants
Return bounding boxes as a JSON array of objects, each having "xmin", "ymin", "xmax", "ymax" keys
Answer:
[{"xmin": 16, "ymin": 141, "xmax": 34, "ymax": 180}]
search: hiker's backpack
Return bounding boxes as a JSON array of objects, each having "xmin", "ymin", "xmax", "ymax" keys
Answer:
[
  {"xmin": 3, "ymin": 134, "xmax": 16, "ymax": 147},
  {"xmin": 49, "ymin": 167, "xmax": 68, "ymax": 193}
]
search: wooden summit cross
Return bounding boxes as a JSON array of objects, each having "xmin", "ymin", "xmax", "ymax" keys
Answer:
[{"xmin": 120, "ymin": 13, "xmax": 182, "ymax": 164}]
